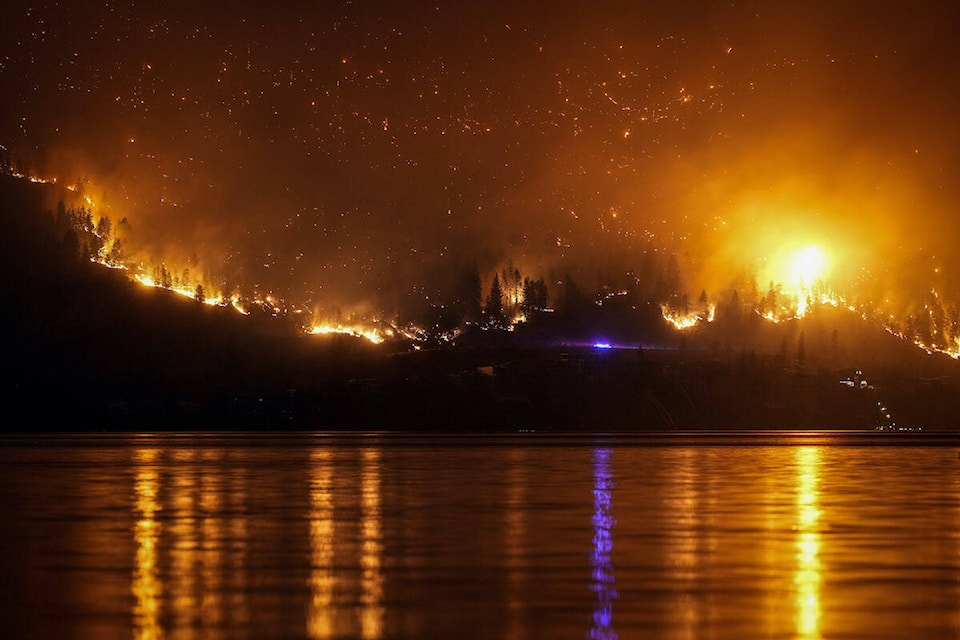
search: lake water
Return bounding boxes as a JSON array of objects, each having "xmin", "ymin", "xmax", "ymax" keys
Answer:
[{"xmin": 2, "ymin": 432, "xmax": 960, "ymax": 639}]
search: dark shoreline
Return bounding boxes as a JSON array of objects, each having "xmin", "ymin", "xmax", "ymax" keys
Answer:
[{"xmin": 1, "ymin": 430, "xmax": 956, "ymax": 447}]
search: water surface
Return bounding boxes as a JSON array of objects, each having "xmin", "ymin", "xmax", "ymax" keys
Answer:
[{"xmin": 1, "ymin": 432, "xmax": 959, "ymax": 639}]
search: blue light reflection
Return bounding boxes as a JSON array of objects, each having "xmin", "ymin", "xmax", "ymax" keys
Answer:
[{"xmin": 589, "ymin": 447, "xmax": 618, "ymax": 639}]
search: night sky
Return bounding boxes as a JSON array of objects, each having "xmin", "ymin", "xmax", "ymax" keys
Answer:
[{"xmin": 2, "ymin": 1, "xmax": 959, "ymax": 319}]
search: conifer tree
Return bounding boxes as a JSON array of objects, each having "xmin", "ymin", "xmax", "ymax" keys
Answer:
[{"xmin": 485, "ymin": 274, "xmax": 504, "ymax": 327}]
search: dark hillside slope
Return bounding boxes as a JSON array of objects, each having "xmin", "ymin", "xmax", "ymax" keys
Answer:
[{"xmin": 0, "ymin": 175, "xmax": 382, "ymax": 429}]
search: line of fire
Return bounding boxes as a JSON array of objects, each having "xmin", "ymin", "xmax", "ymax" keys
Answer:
[
  {"xmin": 5, "ymin": 161, "xmax": 958, "ymax": 359},
  {"xmin": 2, "ymin": 158, "xmax": 958, "ymax": 431}
]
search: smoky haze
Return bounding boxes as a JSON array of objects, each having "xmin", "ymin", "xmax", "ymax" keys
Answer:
[{"xmin": 2, "ymin": 0, "xmax": 959, "ymax": 318}]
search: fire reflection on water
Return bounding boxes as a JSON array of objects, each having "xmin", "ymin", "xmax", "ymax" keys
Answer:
[
  {"xmin": 132, "ymin": 443, "xmax": 552, "ymax": 639},
  {"xmin": 668, "ymin": 448, "xmax": 700, "ymax": 640},
  {"xmin": 360, "ymin": 448, "xmax": 384, "ymax": 639},
  {"xmin": 308, "ymin": 449, "xmax": 335, "ymax": 639},
  {"xmin": 170, "ymin": 449, "xmax": 198, "ymax": 639},
  {"xmin": 132, "ymin": 446, "xmax": 243, "ymax": 640},
  {"xmin": 306, "ymin": 447, "xmax": 385, "ymax": 639},
  {"xmin": 27, "ymin": 437, "xmax": 960, "ymax": 639},
  {"xmin": 133, "ymin": 448, "xmax": 163, "ymax": 640},
  {"xmin": 505, "ymin": 448, "xmax": 529, "ymax": 640},
  {"xmin": 198, "ymin": 450, "xmax": 225, "ymax": 639},
  {"xmin": 795, "ymin": 447, "xmax": 822, "ymax": 640}
]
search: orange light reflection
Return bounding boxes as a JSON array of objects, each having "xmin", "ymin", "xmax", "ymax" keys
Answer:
[{"xmin": 794, "ymin": 447, "xmax": 822, "ymax": 640}]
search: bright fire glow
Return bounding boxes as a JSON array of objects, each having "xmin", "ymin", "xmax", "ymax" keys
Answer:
[
  {"xmin": 135, "ymin": 273, "xmax": 156, "ymax": 288},
  {"xmin": 760, "ymin": 243, "xmax": 830, "ymax": 296},
  {"xmin": 757, "ymin": 244, "xmax": 833, "ymax": 319},
  {"xmin": 661, "ymin": 304, "xmax": 715, "ymax": 330},
  {"xmin": 794, "ymin": 447, "xmax": 822, "ymax": 640},
  {"xmin": 10, "ymin": 171, "xmax": 57, "ymax": 185},
  {"xmin": 788, "ymin": 246, "xmax": 826, "ymax": 291},
  {"xmin": 309, "ymin": 324, "xmax": 387, "ymax": 345},
  {"xmin": 134, "ymin": 272, "xmax": 224, "ymax": 306}
]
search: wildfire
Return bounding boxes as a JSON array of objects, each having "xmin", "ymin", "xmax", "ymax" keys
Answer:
[
  {"xmin": 134, "ymin": 273, "xmax": 156, "ymax": 288},
  {"xmin": 10, "ymin": 171, "xmax": 57, "ymax": 185},
  {"xmin": 751, "ymin": 244, "xmax": 836, "ymax": 320},
  {"xmin": 309, "ymin": 323, "xmax": 388, "ymax": 345},
  {"xmin": 788, "ymin": 246, "xmax": 827, "ymax": 291},
  {"xmin": 661, "ymin": 304, "xmax": 715, "ymax": 330},
  {"xmin": 5, "ymin": 164, "xmax": 960, "ymax": 360},
  {"xmin": 509, "ymin": 312, "xmax": 527, "ymax": 329},
  {"xmin": 134, "ymin": 271, "xmax": 225, "ymax": 307},
  {"xmin": 884, "ymin": 324, "xmax": 960, "ymax": 361},
  {"xmin": 231, "ymin": 297, "xmax": 250, "ymax": 315}
]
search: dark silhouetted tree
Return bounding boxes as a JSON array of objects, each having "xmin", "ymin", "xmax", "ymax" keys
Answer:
[
  {"xmin": 760, "ymin": 281, "xmax": 780, "ymax": 316},
  {"xmin": 521, "ymin": 276, "xmax": 548, "ymax": 315},
  {"xmin": 61, "ymin": 228, "xmax": 80, "ymax": 263},
  {"xmin": 485, "ymin": 274, "xmax": 504, "ymax": 327},
  {"xmin": 107, "ymin": 238, "xmax": 123, "ymax": 265},
  {"xmin": 55, "ymin": 200, "xmax": 68, "ymax": 229},
  {"xmin": 562, "ymin": 275, "xmax": 587, "ymax": 316},
  {"xmin": 456, "ymin": 265, "xmax": 483, "ymax": 324},
  {"xmin": 720, "ymin": 288, "xmax": 742, "ymax": 333},
  {"xmin": 160, "ymin": 264, "xmax": 172, "ymax": 289},
  {"xmin": 95, "ymin": 216, "xmax": 111, "ymax": 240}
]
